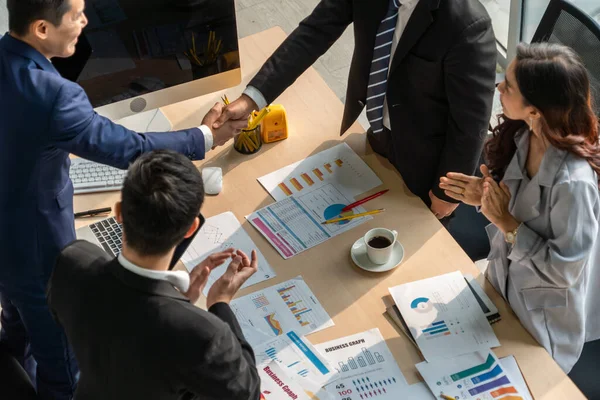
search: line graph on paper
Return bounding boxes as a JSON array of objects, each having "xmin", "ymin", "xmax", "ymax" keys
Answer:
[
  {"xmin": 181, "ymin": 212, "xmax": 276, "ymax": 295},
  {"xmin": 202, "ymin": 224, "xmax": 234, "ymax": 250}
]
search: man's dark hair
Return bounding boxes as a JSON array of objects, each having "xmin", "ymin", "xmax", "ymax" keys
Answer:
[
  {"xmin": 121, "ymin": 150, "xmax": 205, "ymax": 256},
  {"xmin": 7, "ymin": 0, "xmax": 71, "ymax": 36}
]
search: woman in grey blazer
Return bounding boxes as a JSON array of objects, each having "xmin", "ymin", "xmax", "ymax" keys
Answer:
[{"xmin": 440, "ymin": 43, "xmax": 600, "ymax": 374}]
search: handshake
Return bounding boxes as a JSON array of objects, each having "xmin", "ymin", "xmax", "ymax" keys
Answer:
[{"xmin": 202, "ymin": 94, "xmax": 260, "ymax": 148}]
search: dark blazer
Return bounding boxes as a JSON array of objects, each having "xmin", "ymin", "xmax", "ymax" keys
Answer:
[
  {"xmin": 47, "ymin": 241, "xmax": 261, "ymax": 400},
  {"xmin": 249, "ymin": 0, "xmax": 497, "ymax": 204},
  {"xmin": 0, "ymin": 34, "xmax": 205, "ymax": 285}
]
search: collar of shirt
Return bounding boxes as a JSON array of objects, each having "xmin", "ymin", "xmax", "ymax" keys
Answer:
[
  {"xmin": 118, "ymin": 253, "xmax": 190, "ymax": 293},
  {"xmin": 398, "ymin": 0, "xmax": 420, "ymax": 8}
]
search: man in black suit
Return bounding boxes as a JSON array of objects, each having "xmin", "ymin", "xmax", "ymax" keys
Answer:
[
  {"xmin": 47, "ymin": 150, "xmax": 261, "ymax": 400},
  {"xmin": 215, "ymin": 0, "xmax": 496, "ymax": 219}
]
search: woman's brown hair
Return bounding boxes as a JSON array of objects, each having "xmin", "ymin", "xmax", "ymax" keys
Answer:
[{"xmin": 485, "ymin": 43, "xmax": 600, "ymax": 183}]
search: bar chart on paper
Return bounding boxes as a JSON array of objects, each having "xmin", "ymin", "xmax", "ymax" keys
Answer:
[
  {"xmin": 416, "ymin": 351, "xmax": 528, "ymax": 400},
  {"xmin": 259, "ymin": 143, "xmax": 382, "ymax": 201},
  {"xmin": 315, "ymin": 328, "xmax": 408, "ymax": 398},
  {"xmin": 231, "ymin": 276, "xmax": 334, "ymax": 339},
  {"xmin": 277, "ymin": 282, "xmax": 324, "ymax": 330},
  {"xmin": 336, "ymin": 346, "xmax": 387, "ymax": 372}
]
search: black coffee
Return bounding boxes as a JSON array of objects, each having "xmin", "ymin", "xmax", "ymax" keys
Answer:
[{"xmin": 368, "ymin": 236, "xmax": 392, "ymax": 249}]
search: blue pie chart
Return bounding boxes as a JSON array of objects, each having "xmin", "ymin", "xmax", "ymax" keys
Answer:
[
  {"xmin": 411, "ymin": 297, "xmax": 433, "ymax": 313},
  {"xmin": 324, "ymin": 204, "xmax": 350, "ymax": 225}
]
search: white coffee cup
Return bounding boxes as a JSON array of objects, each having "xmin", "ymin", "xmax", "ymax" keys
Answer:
[{"xmin": 364, "ymin": 228, "xmax": 398, "ymax": 265}]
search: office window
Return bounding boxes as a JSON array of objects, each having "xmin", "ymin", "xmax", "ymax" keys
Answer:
[
  {"xmin": 522, "ymin": 0, "xmax": 600, "ymax": 42},
  {"xmin": 481, "ymin": 0, "xmax": 512, "ymax": 49}
]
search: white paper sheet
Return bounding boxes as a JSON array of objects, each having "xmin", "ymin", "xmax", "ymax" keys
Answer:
[
  {"xmin": 389, "ymin": 271, "xmax": 500, "ymax": 361},
  {"xmin": 181, "ymin": 212, "xmax": 275, "ymax": 295},
  {"xmin": 499, "ymin": 356, "xmax": 533, "ymax": 400},
  {"xmin": 254, "ymin": 331, "xmax": 333, "ymax": 386},
  {"xmin": 239, "ymin": 321, "xmax": 274, "ymax": 349},
  {"xmin": 247, "ymin": 184, "xmax": 371, "ymax": 259},
  {"xmin": 416, "ymin": 351, "xmax": 527, "ymax": 400},
  {"xmin": 231, "ymin": 276, "xmax": 334, "ymax": 338},
  {"xmin": 314, "ymin": 328, "xmax": 408, "ymax": 399},
  {"xmin": 258, "ymin": 143, "xmax": 383, "ymax": 201}
]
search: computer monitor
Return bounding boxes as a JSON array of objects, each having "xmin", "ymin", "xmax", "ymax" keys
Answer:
[{"xmin": 52, "ymin": 0, "xmax": 241, "ymax": 131}]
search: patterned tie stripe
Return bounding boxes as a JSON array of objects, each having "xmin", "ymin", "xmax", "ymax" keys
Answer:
[{"xmin": 366, "ymin": 0, "xmax": 400, "ymax": 133}]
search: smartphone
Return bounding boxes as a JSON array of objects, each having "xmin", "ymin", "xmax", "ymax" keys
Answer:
[{"xmin": 169, "ymin": 213, "xmax": 205, "ymax": 270}]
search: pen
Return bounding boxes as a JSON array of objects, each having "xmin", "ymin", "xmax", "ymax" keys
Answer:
[
  {"xmin": 440, "ymin": 394, "xmax": 457, "ymax": 400},
  {"xmin": 321, "ymin": 208, "xmax": 385, "ymax": 224},
  {"xmin": 341, "ymin": 189, "xmax": 389, "ymax": 212},
  {"xmin": 74, "ymin": 207, "xmax": 112, "ymax": 218},
  {"xmin": 221, "ymin": 95, "xmax": 230, "ymax": 105}
]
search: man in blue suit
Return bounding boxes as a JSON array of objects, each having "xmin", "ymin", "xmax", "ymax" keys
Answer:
[{"xmin": 0, "ymin": 0, "xmax": 245, "ymax": 398}]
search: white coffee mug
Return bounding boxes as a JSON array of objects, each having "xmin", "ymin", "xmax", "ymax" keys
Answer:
[{"xmin": 364, "ymin": 228, "xmax": 398, "ymax": 265}]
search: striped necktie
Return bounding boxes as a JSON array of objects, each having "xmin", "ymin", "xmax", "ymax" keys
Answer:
[{"xmin": 366, "ymin": 0, "xmax": 401, "ymax": 134}]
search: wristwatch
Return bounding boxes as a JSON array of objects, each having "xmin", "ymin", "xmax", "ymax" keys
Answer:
[{"xmin": 505, "ymin": 224, "xmax": 521, "ymax": 244}]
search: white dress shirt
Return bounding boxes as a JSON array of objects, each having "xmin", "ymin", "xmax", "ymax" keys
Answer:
[
  {"xmin": 198, "ymin": 125, "xmax": 214, "ymax": 150},
  {"xmin": 382, "ymin": 0, "xmax": 420, "ymax": 130},
  {"xmin": 118, "ymin": 253, "xmax": 190, "ymax": 293},
  {"xmin": 243, "ymin": 0, "xmax": 421, "ymax": 132}
]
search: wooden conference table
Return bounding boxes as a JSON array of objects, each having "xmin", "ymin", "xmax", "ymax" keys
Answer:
[{"xmin": 73, "ymin": 27, "xmax": 584, "ymax": 399}]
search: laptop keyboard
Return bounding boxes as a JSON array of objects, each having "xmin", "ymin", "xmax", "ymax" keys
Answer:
[{"xmin": 90, "ymin": 217, "xmax": 123, "ymax": 257}]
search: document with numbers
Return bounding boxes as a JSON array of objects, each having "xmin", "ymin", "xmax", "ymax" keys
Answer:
[
  {"xmin": 314, "ymin": 328, "xmax": 408, "ymax": 399},
  {"xmin": 247, "ymin": 184, "xmax": 370, "ymax": 259}
]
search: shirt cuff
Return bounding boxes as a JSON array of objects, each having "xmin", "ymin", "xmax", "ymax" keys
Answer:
[
  {"xmin": 243, "ymin": 86, "xmax": 268, "ymax": 110},
  {"xmin": 198, "ymin": 125, "xmax": 214, "ymax": 150}
]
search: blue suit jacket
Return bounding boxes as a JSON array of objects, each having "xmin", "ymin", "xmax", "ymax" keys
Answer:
[{"xmin": 0, "ymin": 34, "xmax": 206, "ymax": 283}]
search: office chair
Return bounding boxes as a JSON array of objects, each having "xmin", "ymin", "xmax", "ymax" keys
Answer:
[
  {"xmin": 491, "ymin": 0, "xmax": 600, "ymax": 130},
  {"xmin": 531, "ymin": 0, "xmax": 600, "ymax": 116}
]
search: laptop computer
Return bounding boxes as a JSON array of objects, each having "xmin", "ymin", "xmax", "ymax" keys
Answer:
[
  {"xmin": 76, "ymin": 217, "xmax": 123, "ymax": 258},
  {"xmin": 76, "ymin": 213, "xmax": 204, "ymax": 269}
]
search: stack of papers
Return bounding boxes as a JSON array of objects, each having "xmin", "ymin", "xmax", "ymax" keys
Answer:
[
  {"xmin": 249, "ymin": 144, "xmax": 384, "ymax": 259},
  {"xmin": 386, "ymin": 274, "xmax": 501, "ymax": 356},
  {"xmin": 232, "ymin": 278, "xmax": 415, "ymax": 398},
  {"xmin": 389, "ymin": 271, "xmax": 500, "ymax": 362},
  {"xmin": 384, "ymin": 271, "xmax": 531, "ymax": 399},
  {"xmin": 250, "ymin": 327, "xmax": 411, "ymax": 399},
  {"xmin": 239, "ymin": 274, "xmax": 529, "ymax": 400}
]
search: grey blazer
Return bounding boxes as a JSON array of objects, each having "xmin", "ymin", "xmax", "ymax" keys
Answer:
[{"xmin": 486, "ymin": 130, "xmax": 600, "ymax": 373}]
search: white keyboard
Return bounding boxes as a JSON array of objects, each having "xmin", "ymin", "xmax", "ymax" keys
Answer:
[{"xmin": 70, "ymin": 158, "xmax": 128, "ymax": 194}]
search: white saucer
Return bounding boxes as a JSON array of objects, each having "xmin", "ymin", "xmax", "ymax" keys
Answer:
[{"xmin": 351, "ymin": 237, "xmax": 404, "ymax": 273}]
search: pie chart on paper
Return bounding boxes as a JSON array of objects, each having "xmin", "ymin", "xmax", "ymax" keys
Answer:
[
  {"xmin": 411, "ymin": 297, "xmax": 433, "ymax": 313},
  {"xmin": 323, "ymin": 203, "xmax": 354, "ymax": 225}
]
